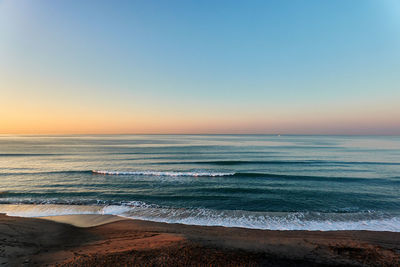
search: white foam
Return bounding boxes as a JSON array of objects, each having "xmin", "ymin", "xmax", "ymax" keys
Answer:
[
  {"xmin": 92, "ymin": 170, "xmax": 235, "ymax": 177},
  {"xmin": 120, "ymin": 206, "xmax": 400, "ymax": 231},
  {"xmin": 102, "ymin": 205, "xmax": 132, "ymax": 215},
  {"xmin": 1, "ymin": 204, "xmax": 400, "ymax": 231}
]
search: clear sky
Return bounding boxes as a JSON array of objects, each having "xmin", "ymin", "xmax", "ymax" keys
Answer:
[{"xmin": 1, "ymin": 0, "xmax": 399, "ymax": 134}]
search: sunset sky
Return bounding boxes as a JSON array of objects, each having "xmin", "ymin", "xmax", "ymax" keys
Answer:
[{"xmin": 1, "ymin": 0, "xmax": 399, "ymax": 134}]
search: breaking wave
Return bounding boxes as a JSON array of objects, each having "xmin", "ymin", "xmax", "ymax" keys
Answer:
[
  {"xmin": 92, "ymin": 170, "xmax": 235, "ymax": 177},
  {"xmin": 1, "ymin": 203, "xmax": 400, "ymax": 231},
  {"xmin": 2, "ymin": 169, "xmax": 397, "ymax": 184},
  {"xmin": 91, "ymin": 170, "xmax": 397, "ymax": 183}
]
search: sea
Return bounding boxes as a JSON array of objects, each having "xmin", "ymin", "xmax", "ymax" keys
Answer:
[{"xmin": 1, "ymin": 134, "xmax": 400, "ymax": 231}]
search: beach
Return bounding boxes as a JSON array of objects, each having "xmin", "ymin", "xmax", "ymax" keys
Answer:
[
  {"xmin": 1, "ymin": 214, "xmax": 400, "ymax": 266},
  {"xmin": 1, "ymin": 135, "xmax": 400, "ymax": 266}
]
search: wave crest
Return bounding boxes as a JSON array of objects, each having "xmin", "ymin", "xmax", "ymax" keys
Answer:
[{"xmin": 92, "ymin": 170, "xmax": 235, "ymax": 177}]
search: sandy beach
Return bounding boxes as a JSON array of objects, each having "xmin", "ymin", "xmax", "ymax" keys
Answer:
[{"xmin": 1, "ymin": 214, "xmax": 399, "ymax": 266}]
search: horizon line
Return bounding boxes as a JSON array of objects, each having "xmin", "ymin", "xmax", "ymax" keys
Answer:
[{"xmin": 0, "ymin": 133, "xmax": 399, "ymax": 136}]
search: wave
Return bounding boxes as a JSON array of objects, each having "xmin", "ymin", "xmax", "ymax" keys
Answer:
[
  {"xmin": 1, "ymin": 169, "xmax": 396, "ymax": 184},
  {"xmin": 92, "ymin": 170, "xmax": 235, "ymax": 177},
  {"xmin": 232, "ymin": 172, "xmax": 393, "ymax": 183},
  {"xmin": 1, "ymin": 203, "xmax": 400, "ymax": 231},
  {"xmin": 158, "ymin": 160, "xmax": 400, "ymax": 166},
  {"xmin": 91, "ymin": 170, "xmax": 396, "ymax": 183}
]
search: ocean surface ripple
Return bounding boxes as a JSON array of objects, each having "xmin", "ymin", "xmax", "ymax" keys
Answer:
[{"xmin": 1, "ymin": 135, "xmax": 400, "ymax": 231}]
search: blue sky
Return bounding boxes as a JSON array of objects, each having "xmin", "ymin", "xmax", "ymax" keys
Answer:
[{"xmin": 1, "ymin": 0, "xmax": 399, "ymax": 134}]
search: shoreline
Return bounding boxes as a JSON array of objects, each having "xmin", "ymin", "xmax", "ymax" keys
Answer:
[
  {"xmin": 2, "ymin": 203, "xmax": 400, "ymax": 232},
  {"xmin": 1, "ymin": 214, "xmax": 400, "ymax": 266}
]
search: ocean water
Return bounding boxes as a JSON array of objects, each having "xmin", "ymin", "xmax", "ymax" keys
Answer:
[{"xmin": 1, "ymin": 135, "xmax": 400, "ymax": 231}]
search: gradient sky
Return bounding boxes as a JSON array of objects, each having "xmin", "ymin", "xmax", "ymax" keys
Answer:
[{"xmin": 1, "ymin": 0, "xmax": 399, "ymax": 134}]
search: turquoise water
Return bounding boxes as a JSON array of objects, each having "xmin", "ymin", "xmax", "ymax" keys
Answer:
[{"xmin": 1, "ymin": 135, "xmax": 400, "ymax": 231}]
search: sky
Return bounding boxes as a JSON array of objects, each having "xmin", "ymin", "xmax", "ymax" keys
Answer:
[{"xmin": 1, "ymin": 0, "xmax": 399, "ymax": 134}]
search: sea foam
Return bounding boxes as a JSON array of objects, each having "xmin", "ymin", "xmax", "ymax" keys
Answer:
[
  {"xmin": 92, "ymin": 170, "xmax": 235, "ymax": 177},
  {"xmin": 1, "ymin": 204, "xmax": 400, "ymax": 232}
]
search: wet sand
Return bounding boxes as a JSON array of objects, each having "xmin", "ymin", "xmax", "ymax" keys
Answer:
[{"xmin": 1, "ymin": 214, "xmax": 400, "ymax": 266}]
